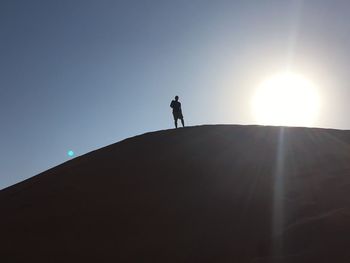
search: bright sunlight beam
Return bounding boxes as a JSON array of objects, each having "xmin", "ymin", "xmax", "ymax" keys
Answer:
[{"xmin": 251, "ymin": 72, "xmax": 321, "ymax": 127}]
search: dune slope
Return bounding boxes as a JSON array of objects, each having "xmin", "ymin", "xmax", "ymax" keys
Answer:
[{"xmin": 1, "ymin": 125, "xmax": 350, "ymax": 262}]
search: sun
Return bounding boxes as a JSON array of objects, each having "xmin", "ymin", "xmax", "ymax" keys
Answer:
[{"xmin": 251, "ymin": 72, "xmax": 321, "ymax": 127}]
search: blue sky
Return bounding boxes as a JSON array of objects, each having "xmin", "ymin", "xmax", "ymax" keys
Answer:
[{"xmin": 1, "ymin": 0, "xmax": 350, "ymax": 189}]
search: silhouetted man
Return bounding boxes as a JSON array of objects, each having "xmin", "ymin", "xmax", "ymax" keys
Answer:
[{"xmin": 170, "ymin": 96, "xmax": 185, "ymax": 128}]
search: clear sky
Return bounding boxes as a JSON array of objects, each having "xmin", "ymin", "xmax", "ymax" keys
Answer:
[{"xmin": 1, "ymin": 0, "xmax": 350, "ymax": 189}]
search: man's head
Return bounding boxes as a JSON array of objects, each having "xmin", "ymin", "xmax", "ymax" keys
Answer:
[{"xmin": 175, "ymin": 96, "xmax": 179, "ymax": 101}]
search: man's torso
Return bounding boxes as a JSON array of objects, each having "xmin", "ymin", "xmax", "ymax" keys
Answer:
[{"xmin": 171, "ymin": 100, "xmax": 182, "ymax": 112}]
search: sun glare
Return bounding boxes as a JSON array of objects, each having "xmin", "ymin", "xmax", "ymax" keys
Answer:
[{"xmin": 252, "ymin": 72, "xmax": 321, "ymax": 127}]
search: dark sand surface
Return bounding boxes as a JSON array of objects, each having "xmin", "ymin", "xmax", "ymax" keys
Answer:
[{"xmin": 1, "ymin": 125, "xmax": 350, "ymax": 262}]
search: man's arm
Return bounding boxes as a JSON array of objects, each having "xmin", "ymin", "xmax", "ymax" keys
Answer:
[{"xmin": 170, "ymin": 100, "xmax": 174, "ymax": 108}]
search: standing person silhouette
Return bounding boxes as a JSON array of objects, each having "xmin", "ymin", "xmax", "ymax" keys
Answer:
[{"xmin": 170, "ymin": 96, "xmax": 185, "ymax": 128}]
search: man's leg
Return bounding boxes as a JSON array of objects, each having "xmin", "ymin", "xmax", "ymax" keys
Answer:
[
  {"xmin": 181, "ymin": 118, "xmax": 185, "ymax": 127},
  {"xmin": 173, "ymin": 113, "xmax": 178, "ymax": 128}
]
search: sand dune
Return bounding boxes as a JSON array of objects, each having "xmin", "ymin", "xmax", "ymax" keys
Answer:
[{"xmin": 1, "ymin": 125, "xmax": 350, "ymax": 262}]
